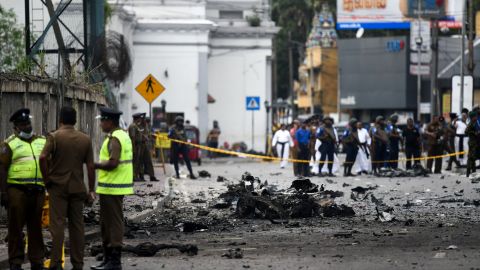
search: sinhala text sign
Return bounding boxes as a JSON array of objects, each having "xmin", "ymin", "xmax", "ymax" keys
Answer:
[{"xmin": 337, "ymin": 0, "xmax": 464, "ymax": 30}]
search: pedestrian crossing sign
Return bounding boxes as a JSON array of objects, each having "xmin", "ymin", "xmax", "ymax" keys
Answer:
[
  {"xmin": 246, "ymin": 96, "xmax": 260, "ymax": 111},
  {"xmin": 135, "ymin": 74, "xmax": 165, "ymax": 104}
]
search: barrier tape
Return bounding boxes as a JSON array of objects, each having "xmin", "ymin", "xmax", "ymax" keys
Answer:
[{"xmin": 166, "ymin": 138, "xmax": 468, "ymax": 165}]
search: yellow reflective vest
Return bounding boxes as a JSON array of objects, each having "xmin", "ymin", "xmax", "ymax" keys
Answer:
[
  {"xmin": 6, "ymin": 135, "xmax": 46, "ymax": 186},
  {"xmin": 96, "ymin": 129, "xmax": 134, "ymax": 195}
]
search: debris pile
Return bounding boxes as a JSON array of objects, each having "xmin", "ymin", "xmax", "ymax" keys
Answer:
[{"xmin": 217, "ymin": 172, "xmax": 355, "ymax": 220}]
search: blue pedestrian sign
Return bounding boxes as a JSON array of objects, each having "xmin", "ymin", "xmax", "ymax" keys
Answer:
[{"xmin": 246, "ymin": 96, "xmax": 260, "ymax": 111}]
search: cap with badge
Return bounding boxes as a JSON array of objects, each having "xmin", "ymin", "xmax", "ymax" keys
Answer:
[
  {"xmin": 174, "ymin": 115, "xmax": 184, "ymax": 122},
  {"xmin": 98, "ymin": 107, "xmax": 122, "ymax": 121},
  {"xmin": 132, "ymin": 112, "xmax": 146, "ymax": 119},
  {"xmin": 10, "ymin": 108, "xmax": 32, "ymax": 123}
]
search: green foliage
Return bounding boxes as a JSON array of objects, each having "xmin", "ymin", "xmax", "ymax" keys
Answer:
[
  {"xmin": 0, "ymin": 5, "xmax": 25, "ymax": 73},
  {"xmin": 104, "ymin": 0, "xmax": 113, "ymax": 25},
  {"xmin": 247, "ymin": 14, "xmax": 261, "ymax": 27},
  {"xmin": 272, "ymin": 0, "xmax": 314, "ymax": 99}
]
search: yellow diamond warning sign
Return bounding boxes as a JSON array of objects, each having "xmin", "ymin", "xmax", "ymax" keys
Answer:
[{"xmin": 135, "ymin": 74, "xmax": 165, "ymax": 104}]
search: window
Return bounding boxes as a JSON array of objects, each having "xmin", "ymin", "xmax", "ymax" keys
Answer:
[{"xmin": 219, "ymin": 10, "xmax": 243, "ymax": 19}]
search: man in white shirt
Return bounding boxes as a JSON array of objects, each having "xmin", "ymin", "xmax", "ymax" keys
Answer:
[
  {"xmin": 455, "ymin": 112, "xmax": 469, "ymax": 166},
  {"xmin": 272, "ymin": 124, "xmax": 294, "ymax": 168},
  {"xmin": 355, "ymin": 121, "xmax": 371, "ymax": 174}
]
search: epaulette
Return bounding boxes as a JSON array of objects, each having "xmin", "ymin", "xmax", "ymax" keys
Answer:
[{"xmin": 4, "ymin": 134, "xmax": 17, "ymax": 143}]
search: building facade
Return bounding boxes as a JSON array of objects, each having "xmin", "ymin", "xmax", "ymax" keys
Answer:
[{"xmin": 109, "ymin": 0, "xmax": 278, "ymax": 151}]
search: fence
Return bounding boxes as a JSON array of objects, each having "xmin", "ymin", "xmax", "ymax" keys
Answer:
[{"xmin": 0, "ymin": 73, "xmax": 107, "ymax": 219}]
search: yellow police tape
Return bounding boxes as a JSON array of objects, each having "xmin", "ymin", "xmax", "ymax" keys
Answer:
[{"xmin": 167, "ymin": 138, "xmax": 468, "ymax": 165}]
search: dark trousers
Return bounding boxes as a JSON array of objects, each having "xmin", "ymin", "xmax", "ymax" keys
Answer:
[
  {"xmin": 7, "ymin": 186, "xmax": 45, "ymax": 266},
  {"xmin": 171, "ymin": 144, "xmax": 194, "ymax": 177},
  {"xmin": 405, "ymin": 146, "xmax": 421, "ymax": 170},
  {"xmin": 297, "ymin": 144, "xmax": 310, "ymax": 176},
  {"xmin": 427, "ymin": 145, "xmax": 443, "ymax": 173},
  {"xmin": 319, "ymin": 142, "xmax": 334, "ymax": 173},
  {"xmin": 100, "ymin": 195, "xmax": 124, "ymax": 248},
  {"xmin": 207, "ymin": 141, "xmax": 219, "ymax": 158},
  {"xmin": 372, "ymin": 142, "xmax": 387, "ymax": 172},
  {"xmin": 345, "ymin": 145, "xmax": 359, "ymax": 164},
  {"xmin": 291, "ymin": 147, "xmax": 300, "ymax": 176},
  {"xmin": 48, "ymin": 188, "xmax": 86, "ymax": 269},
  {"xmin": 389, "ymin": 147, "xmax": 399, "ymax": 169},
  {"xmin": 133, "ymin": 144, "xmax": 155, "ymax": 180}
]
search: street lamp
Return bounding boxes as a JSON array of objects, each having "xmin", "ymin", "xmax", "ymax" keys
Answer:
[{"xmin": 264, "ymin": 100, "xmax": 271, "ymax": 155}]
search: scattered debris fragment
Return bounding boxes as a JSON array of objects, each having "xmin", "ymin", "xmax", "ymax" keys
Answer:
[
  {"xmin": 454, "ymin": 190, "xmax": 464, "ymax": 196},
  {"xmin": 198, "ymin": 170, "xmax": 212, "ymax": 178},
  {"xmin": 323, "ymin": 204, "xmax": 355, "ymax": 217},
  {"xmin": 176, "ymin": 222, "xmax": 208, "ymax": 232},
  {"xmin": 446, "ymin": 245, "xmax": 458, "ymax": 250},
  {"xmin": 217, "ymin": 176, "xmax": 227, "ymax": 182},
  {"xmin": 433, "ymin": 252, "xmax": 446, "ymax": 259},
  {"xmin": 222, "ymin": 248, "xmax": 243, "ymax": 259},
  {"xmin": 290, "ymin": 178, "xmax": 319, "ymax": 193}
]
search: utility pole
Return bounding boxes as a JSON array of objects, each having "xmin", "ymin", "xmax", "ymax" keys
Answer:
[
  {"xmin": 430, "ymin": 19, "xmax": 439, "ymax": 116},
  {"xmin": 288, "ymin": 31, "xmax": 296, "ymax": 120},
  {"xmin": 416, "ymin": 0, "xmax": 422, "ymax": 122},
  {"xmin": 461, "ymin": 0, "xmax": 466, "ymax": 111},
  {"xmin": 309, "ymin": 49, "xmax": 315, "ymax": 115},
  {"xmin": 468, "ymin": 0, "xmax": 475, "ymax": 76}
]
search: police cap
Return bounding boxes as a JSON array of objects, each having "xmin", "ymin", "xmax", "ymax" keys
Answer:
[
  {"xmin": 132, "ymin": 112, "xmax": 146, "ymax": 119},
  {"xmin": 175, "ymin": 115, "xmax": 184, "ymax": 122},
  {"xmin": 9, "ymin": 108, "xmax": 31, "ymax": 123},
  {"xmin": 449, "ymin": 112, "xmax": 458, "ymax": 119},
  {"xmin": 98, "ymin": 107, "xmax": 122, "ymax": 121},
  {"xmin": 375, "ymin": 115, "xmax": 384, "ymax": 122}
]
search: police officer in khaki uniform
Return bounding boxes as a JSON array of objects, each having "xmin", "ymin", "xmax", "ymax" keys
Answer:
[
  {"xmin": 128, "ymin": 113, "xmax": 157, "ymax": 182},
  {"xmin": 39, "ymin": 106, "xmax": 96, "ymax": 270},
  {"xmin": 0, "ymin": 108, "xmax": 46, "ymax": 270},
  {"xmin": 91, "ymin": 108, "xmax": 134, "ymax": 270}
]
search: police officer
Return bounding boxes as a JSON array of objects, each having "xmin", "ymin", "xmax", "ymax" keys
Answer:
[
  {"xmin": 402, "ymin": 118, "xmax": 421, "ymax": 170},
  {"xmin": 128, "ymin": 113, "xmax": 157, "ymax": 182},
  {"xmin": 387, "ymin": 114, "xmax": 402, "ymax": 169},
  {"xmin": 425, "ymin": 115, "xmax": 445, "ymax": 174},
  {"xmin": 91, "ymin": 108, "xmax": 134, "ymax": 270},
  {"xmin": 466, "ymin": 111, "xmax": 480, "ymax": 177},
  {"xmin": 316, "ymin": 117, "xmax": 337, "ymax": 176},
  {"xmin": 0, "ymin": 108, "xmax": 45, "ymax": 270},
  {"xmin": 342, "ymin": 118, "xmax": 360, "ymax": 176},
  {"xmin": 39, "ymin": 106, "xmax": 96, "ymax": 270},
  {"xmin": 168, "ymin": 116, "xmax": 196, "ymax": 179},
  {"xmin": 370, "ymin": 116, "xmax": 388, "ymax": 175}
]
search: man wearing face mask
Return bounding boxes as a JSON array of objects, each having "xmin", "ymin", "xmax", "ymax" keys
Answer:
[
  {"xmin": 168, "ymin": 116, "xmax": 197, "ymax": 179},
  {"xmin": 0, "ymin": 108, "xmax": 46, "ymax": 270}
]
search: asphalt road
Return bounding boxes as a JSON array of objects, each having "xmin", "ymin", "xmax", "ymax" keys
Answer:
[{"xmin": 17, "ymin": 157, "xmax": 480, "ymax": 269}]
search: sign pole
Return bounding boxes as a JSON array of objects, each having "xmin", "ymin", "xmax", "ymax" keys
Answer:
[
  {"xmin": 252, "ymin": 111, "xmax": 254, "ymax": 150},
  {"xmin": 460, "ymin": 0, "xmax": 466, "ymax": 111}
]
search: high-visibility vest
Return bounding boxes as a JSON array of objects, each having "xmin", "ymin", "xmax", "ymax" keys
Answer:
[
  {"xmin": 6, "ymin": 135, "xmax": 46, "ymax": 186},
  {"xmin": 96, "ymin": 129, "xmax": 134, "ymax": 195}
]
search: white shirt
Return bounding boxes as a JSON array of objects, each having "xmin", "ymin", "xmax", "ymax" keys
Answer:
[
  {"xmin": 455, "ymin": 120, "xmax": 467, "ymax": 135},
  {"xmin": 272, "ymin": 129, "xmax": 294, "ymax": 146},
  {"xmin": 357, "ymin": 128, "xmax": 371, "ymax": 145}
]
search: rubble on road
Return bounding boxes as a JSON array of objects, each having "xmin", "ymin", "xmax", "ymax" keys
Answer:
[
  {"xmin": 222, "ymin": 248, "xmax": 244, "ymax": 259},
  {"xmin": 90, "ymin": 242, "xmax": 198, "ymax": 257},
  {"xmin": 198, "ymin": 170, "xmax": 212, "ymax": 178},
  {"xmin": 217, "ymin": 173, "xmax": 355, "ymax": 220},
  {"xmin": 217, "ymin": 176, "xmax": 227, "ymax": 182},
  {"xmin": 290, "ymin": 178, "xmax": 319, "ymax": 193},
  {"xmin": 375, "ymin": 164, "xmax": 429, "ymax": 178}
]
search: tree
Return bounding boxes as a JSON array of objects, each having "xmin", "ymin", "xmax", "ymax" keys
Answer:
[
  {"xmin": 272, "ymin": 0, "xmax": 314, "ymax": 99},
  {"xmin": 0, "ymin": 5, "xmax": 25, "ymax": 72}
]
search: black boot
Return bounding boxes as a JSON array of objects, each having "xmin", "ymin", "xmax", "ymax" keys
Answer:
[
  {"xmin": 48, "ymin": 264, "xmax": 63, "ymax": 270},
  {"xmin": 31, "ymin": 264, "xmax": 43, "ymax": 270},
  {"xmin": 9, "ymin": 265, "xmax": 22, "ymax": 270},
  {"xmin": 91, "ymin": 247, "xmax": 111, "ymax": 270},
  {"xmin": 101, "ymin": 247, "xmax": 122, "ymax": 270},
  {"xmin": 150, "ymin": 175, "xmax": 159, "ymax": 182},
  {"xmin": 347, "ymin": 165, "xmax": 356, "ymax": 176}
]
